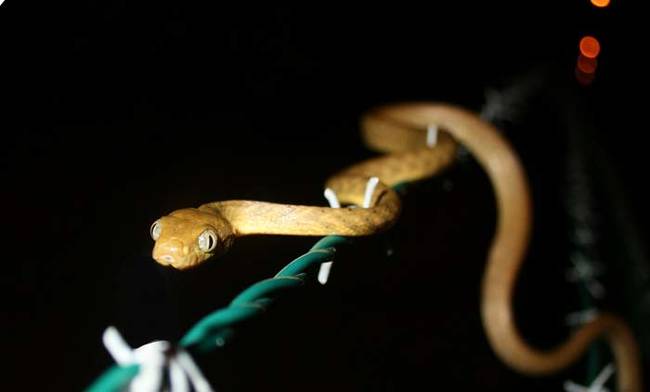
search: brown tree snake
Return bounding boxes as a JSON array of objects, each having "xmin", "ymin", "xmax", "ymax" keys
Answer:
[{"xmin": 150, "ymin": 103, "xmax": 641, "ymax": 391}]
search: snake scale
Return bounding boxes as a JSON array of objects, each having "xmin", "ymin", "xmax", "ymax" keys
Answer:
[{"xmin": 150, "ymin": 103, "xmax": 641, "ymax": 391}]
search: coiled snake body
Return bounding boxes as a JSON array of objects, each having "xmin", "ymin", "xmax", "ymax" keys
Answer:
[{"xmin": 151, "ymin": 103, "xmax": 641, "ymax": 391}]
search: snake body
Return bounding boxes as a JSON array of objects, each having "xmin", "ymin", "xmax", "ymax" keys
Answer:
[{"xmin": 151, "ymin": 103, "xmax": 641, "ymax": 391}]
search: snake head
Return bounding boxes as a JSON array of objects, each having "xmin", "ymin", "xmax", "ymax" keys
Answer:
[{"xmin": 150, "ymin": 208, "xmax": 235, "ymax": 269}]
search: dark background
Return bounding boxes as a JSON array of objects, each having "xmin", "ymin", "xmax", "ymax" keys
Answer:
[{"xmin": 1, "ymin": 2, "xmax": 648, "ymax": 391}]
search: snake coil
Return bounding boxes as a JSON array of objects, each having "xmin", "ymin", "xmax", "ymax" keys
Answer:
[{"xmin": 151, "ymin": 103, "xmax": 641, "ymax": 391}]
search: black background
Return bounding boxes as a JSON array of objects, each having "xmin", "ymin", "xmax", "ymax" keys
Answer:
[{"xmin": 1, "ymin": 2, "xmax": 648, "ymax": 391}]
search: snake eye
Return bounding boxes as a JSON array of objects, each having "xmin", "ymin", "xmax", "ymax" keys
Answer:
[
  {"xmin": 150, "ymin": 220, "xmax": 161, "ymax": 241},
  {"xmin": 198, "ymin": 230, "xmax": 217, "ymax": 252}
]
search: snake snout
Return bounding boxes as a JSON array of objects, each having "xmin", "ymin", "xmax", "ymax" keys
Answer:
[{"xmin": 152, "ymin": 239, "xmax": 187, "ymax": 267}]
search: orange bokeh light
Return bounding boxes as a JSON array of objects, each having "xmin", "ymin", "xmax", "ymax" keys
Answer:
[
  {"xmin": 591, "ymin": 0, "xmax": 610, "ymax": 8},
  {"xmin": 577, "ymin": 54, "xmax": 598, "ymax": 74},
  {"xmin": 579, "ymin": 36, "xmax": 601, "ymax": 58}
]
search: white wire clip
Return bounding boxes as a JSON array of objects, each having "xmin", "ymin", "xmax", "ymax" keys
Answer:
[
  {"xmin": 318, "ymin": 188, "xmax": 342, "ymax": 285},
  {"xmin": 566, "ymin": 255, "xmax": 606, "ymax": 299},
  {"xmin": 426, "ymin": 124, "xmax": 438, "ymax": 147},
  {"xmin": 319, "ymin": 177, "xmax": 379, "ymax": 284},
  {"xmin": 317, "ymin": 261, "xmax": 333, "ymax": 285},
  {"xmin": 564, "ymin": 363, "xmax": 615, "ymax": 392},
  {"xmin": 362, "ymin": 177, "xmax": 379, "ymax": 208},
  {"xmin": 565, "ymin": 308, "xmax": 599, "ymax": 327},
  {"xmin": 323, "ymin": 188, "xmax": 340, "ymax": 209},
  {"xmin": 480, "ymin": 88, "xmax": 505, "ymax": 122},
  {"xmin": 102, "ymin": 326, "xmax": 214, "ymax": 392}
]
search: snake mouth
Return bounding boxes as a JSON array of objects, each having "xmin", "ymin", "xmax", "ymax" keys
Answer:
[
  {"xmin": 158, "ymin": 254, "xmax": 174, "ymax": 264},
  {"xmin": 152, "ymin": 251, "xmax": 176, "ymax": 266},
  {"xmin": 152, "ymin": 238, "xmax": 192, "ymax": 268},
  {"xmin": 153, "ymin": 252, "xmax": 197, "ymax": 269},
  {"xmin": 153, "ymin": 247, "xmax": 202, "ymax": 270}
]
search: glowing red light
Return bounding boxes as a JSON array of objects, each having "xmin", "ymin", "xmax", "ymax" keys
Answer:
[
  {"xmin": 577, "ymin": 54, "xmax": 598, "ymax": 74},
  {"xmin": 580, "ymin": 36, "xmax": 601, "ymax": 58}
]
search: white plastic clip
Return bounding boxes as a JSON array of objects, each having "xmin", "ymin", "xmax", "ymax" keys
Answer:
[
  {"xmin": 102, "ymin": 326, "xmax": 214, "ymax": 392},
  {"xmin": 319, "ymin": 188, "xmax": 341, "ymax": 285},
  {"xmin": 480, "ymin": 88, "xmax": 505, "ymax": 122},
  {"xmin": 323, "ymin": 188, "xmax": 340, "ymax": 208},
  {"xmin": 566, "ymin": 256, "xmax": 605, "ymax": 299},
  {"xmin": 426, "ymin": 124, "xmax": 438, "ymax": 147},
  {"xmin": 363, "ymin": 177, "xmax": 380, "ymax": 208},
  {"xmin": 565, "ymin": 308, "xmax": 599, "ymax": 326},
  {"xmin": 564, "ymin": 363, "xmax": 615, "ymax": 392},
  {"xmin": 318, "ymin": 261, "xmax": 333, "ymax": 285},
  {"xmin": 319, "ymin": 177, "xmax": 379, "ymax": 285}
]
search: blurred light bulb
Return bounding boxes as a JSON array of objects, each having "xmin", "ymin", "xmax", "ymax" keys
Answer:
[
  {"xmin": 577, "ymin": 54, "xmax": 598, "ymax": 74},
  {"xmin": 580, "ymin": 36, "xmax": 601, "ymax": 58},
  {"xmin": 590, "ymin": 0, "xmax": 610, "ymax": 8}
]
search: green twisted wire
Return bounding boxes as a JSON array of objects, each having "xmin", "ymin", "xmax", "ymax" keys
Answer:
[{"xmin": 86, "ymin": 235, "xmax": 347, "ymax": 392}]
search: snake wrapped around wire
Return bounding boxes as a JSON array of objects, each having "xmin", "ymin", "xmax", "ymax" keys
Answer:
[{"xmin": 150, "ymin": 103, "xmax": 641, "ymax": 391}]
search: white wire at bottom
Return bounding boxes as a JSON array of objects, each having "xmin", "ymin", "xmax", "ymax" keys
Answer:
[
  {"xmin": 102, "ymin": 326, "xmax": 214, "ymax": 392},
  {"xmin": 564, "ymin": 363, "xmax": 615, "ymax": 392}
]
